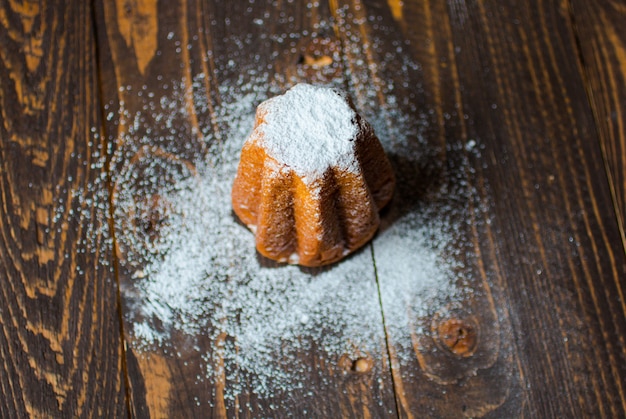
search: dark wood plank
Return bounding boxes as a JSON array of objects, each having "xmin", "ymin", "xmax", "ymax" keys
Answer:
[
  {"xmin": 440, "ymin": 0, "xmax": 626, "ymax": 417},
  {"xmin": 331, "ymin": 0, "xmax": 524, "ymax": 416},
  {"xmin": 333, "ymin": 0, "xmax": 626, "ymax": 416},
  {"xmin": 95, "ymin": 0, "xmax": 397, "ymax": 416},
  {"xmin": 0, "ymin": 0, "xmax": 127, "ymax": 417},
  {"xmin": 569, "ymin": 0, "xmax": 626, "ymax": 250}
]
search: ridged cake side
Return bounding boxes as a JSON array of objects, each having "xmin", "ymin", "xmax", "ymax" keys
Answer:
[
  {"xmin": 353, "ymin": 116, "xmax": 395, "ymax": 210},
  {"xmin": 231, "ymin": 84, "xmax": 395, "ymax": 267}
]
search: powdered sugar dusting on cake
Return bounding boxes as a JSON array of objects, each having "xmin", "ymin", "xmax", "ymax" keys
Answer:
[{"xmin": 253, "ymin": 83, "xmax": 360, "ymax": 182}]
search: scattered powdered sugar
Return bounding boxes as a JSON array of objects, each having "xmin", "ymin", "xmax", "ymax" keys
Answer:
[
  {"xmin": 114, "ymin": 75, "xmax": 475, "ymax": 402},
  {"xmin": 116, "ymin": 83, "xmax": 387, "ymax": 398},
  {"xmin": 254, "ymin": 83, "xmax": 360, "ymax": 182},
  {"xmin": 111, "ymin": 20, "xmax": 487, "ymax": 401},
  {"xmin": 131, "ymin": 171, "xmax": 384, "ymax": 394}
]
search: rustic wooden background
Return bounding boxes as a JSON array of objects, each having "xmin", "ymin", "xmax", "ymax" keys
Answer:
[{"xmin": 1, "ymin": 0, "xmax": 625, "ymax": 417}]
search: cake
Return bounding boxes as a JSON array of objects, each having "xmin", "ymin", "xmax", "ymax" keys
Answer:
[{"xmin": 231, "ymin": 83, "xmax": 395, "ymax": 267}]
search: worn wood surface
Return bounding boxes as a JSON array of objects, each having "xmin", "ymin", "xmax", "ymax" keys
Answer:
[
  {"xmin": 94, "ymin": 0, "xmax": 397, "ymax": 417},
  {"xmin": 331, "ymin": 0, "xmax": 523, "ymax": 417},
  {"xmin": 0, "ymin": 0, "xmax": 127, "ymax": 417},
  {"xmin": 1, "ymin": 0, "xmax": 625, "ymax": 417},
  {"xmin": 444, "ymin": 1, "xmax": 626, "ymax": 417},
  {"xmin": 570, "ymin": 0, "xmax": 626, "ymax": 250},
  {"xmin": 345, "ymin": 0, "xmax": 525, "ymax": 416}
]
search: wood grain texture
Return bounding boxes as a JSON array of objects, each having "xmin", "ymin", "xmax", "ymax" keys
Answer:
[
  {"xmin": 95, "ymin": 0, "xmax": 397, "ymax": 416},
  {"xmin": 94, "ymin": 1, "xmax": 224, "ymax": 414},
  {"xmin": 2, "ymin": 0, "xmax": 625, "ymax": 416},
  {"xmin": 331, "ymin": 0, "xmax": 524, "ymax": 416},
  {"xmin": 569, "ymin": 0, "xmax": 626, "ymax": 250},
  {"xmin": 441, "ymin": 0, "xmax": 626, "ymax": 417},
  {"xmin": 0, "ymin": 0, "xmax": 127, "ymax": 417}
]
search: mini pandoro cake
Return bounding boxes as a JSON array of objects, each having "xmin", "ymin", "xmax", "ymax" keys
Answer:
[{"xmin": 232, "ymin": 83, "xmax": 395, "ymax": 267}]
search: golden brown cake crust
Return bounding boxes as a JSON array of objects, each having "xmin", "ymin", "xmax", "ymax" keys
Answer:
[{"xmin": 231, "ymin": 84, "xmax": 395, "ymax": 267}]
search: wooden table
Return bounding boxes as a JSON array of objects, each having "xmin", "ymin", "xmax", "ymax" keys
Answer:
[{"xmin": 1, "ymin": 0, "xmax": 625, "ymax": 417}]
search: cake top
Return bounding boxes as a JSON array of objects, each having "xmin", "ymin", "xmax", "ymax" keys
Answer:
[{"xmin": 253, "ymin": 83, "xmax": 361, "ymax": 182}]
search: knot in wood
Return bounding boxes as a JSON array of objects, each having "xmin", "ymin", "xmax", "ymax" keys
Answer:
[
  {"xmin": 135, "ymin": 194, "xmax": 171, "ymax": 243},
  {"xmin": 436, "ymin": 318, "xmax": 478, "ymax": 357},
  {"xmin": 297, "ymin": 36, "xmax": 342, "ymax": 82},
  {"xmin": 299, "ymin": 37, "xmax": 339, "ymax": 66},
  {"xmin": 338, "ymin": 354, "xmax": 373, "ymax": 374}
]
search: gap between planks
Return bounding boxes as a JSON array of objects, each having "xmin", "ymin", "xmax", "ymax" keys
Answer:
[{"xmin": 89, "ymin": 0, "xmax": 133, "ymax": 416}]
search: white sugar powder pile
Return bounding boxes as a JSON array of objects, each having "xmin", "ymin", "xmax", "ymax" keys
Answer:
[{"xmin": 254, "ymin": 83, "xmax": 360, "ymax": 181}]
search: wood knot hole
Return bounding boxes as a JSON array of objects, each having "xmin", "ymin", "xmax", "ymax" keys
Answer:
[
  {"xmin": 298, "ymin": 54, "xmax": 333, "ymax": 68},
  {"xmin": 298, "ymin": 37, "xmax": 339, "ymax": 68},
  {"xmin": 338, "ymin": 354, "xmax": 373, "ymax": 374},
  {"xmin": 437, "ymin": 318, "xmax": 478, "ymax": 357},
  {"xmin": 135, "ymin": 194, "xmax": 171, "ymax": 243}
]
